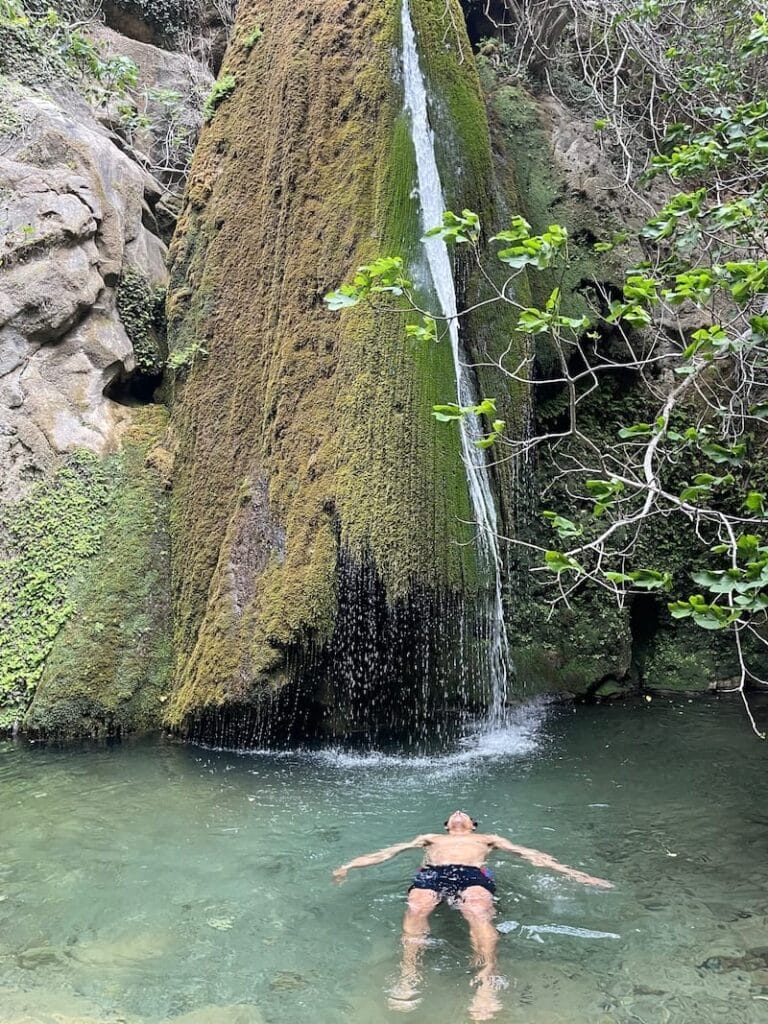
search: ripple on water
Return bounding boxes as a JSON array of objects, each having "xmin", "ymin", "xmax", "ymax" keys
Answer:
[
  {"xmin": 1, "ymin": 699, "xmax": 767, "ymax": 1024},
  {"xmin": 203, "ymin": 699, "xmax": 551, "ymax": 784}
]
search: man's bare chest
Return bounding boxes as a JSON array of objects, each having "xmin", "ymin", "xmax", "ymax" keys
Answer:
[{"xmin": 423, "ymin": 835, "xmax": 492, "ymax": 866}]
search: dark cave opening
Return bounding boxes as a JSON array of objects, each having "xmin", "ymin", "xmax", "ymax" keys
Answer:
[
  {"xmin": 461, "ymin": 0, "xmax": 512, "ymax": 46},
  {"xmin": 630, "ymin": 592, "xmax": 659, "ymax": 675},
  {"xmin": 104, "ymin": 366, "xmax": 164, "ymax": 407}
]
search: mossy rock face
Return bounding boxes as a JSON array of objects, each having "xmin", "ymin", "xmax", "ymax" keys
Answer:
[
  {"xmin": 165, "ymin": 0, "xmax": 515, "ymax": 731},
  {"xmin": 642, "ymin": 620, "xmax": 759, "ymax": 694},
  {"xmin": 510, "ymin": 589, "xmax": 633, "ymax": 697},
  {"xmin": 0, "ymin": 451, "xmax": 113, "ymax": 730},
  {"xmin": 24, "ymin": 408, "xmax": 172, "ymax": 738},
  {"xmin": 116, "ymin": 268, "xmax": 167, "ymax": 375}
]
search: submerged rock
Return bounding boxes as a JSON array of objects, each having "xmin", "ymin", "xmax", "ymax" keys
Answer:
[{"xmin": 165, "ymin": 1006, "xmax": 263, "ymax": 1024}]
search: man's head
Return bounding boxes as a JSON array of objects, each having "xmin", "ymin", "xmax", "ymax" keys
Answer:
[{"xmin": 444, "ymin": 810, "xmax": 478, "ymax": 833}]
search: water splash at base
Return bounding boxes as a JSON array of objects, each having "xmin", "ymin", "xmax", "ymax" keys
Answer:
[{"xmin": 198, "ymin": 699, "xmax": 551, "ymax": 780}]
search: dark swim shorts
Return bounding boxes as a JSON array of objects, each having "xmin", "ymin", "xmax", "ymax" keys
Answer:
[{"xmin": 409, "ymin": 863, "xmax": 496, "ymax": 899}]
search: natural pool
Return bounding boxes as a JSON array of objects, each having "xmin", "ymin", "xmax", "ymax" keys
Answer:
[{"xmin": 1, "ymin": 698, "xmax": 767, "ymax": 1024}]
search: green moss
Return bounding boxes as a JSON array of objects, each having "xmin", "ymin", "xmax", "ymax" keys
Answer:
[
  {"xmin": 243, "ymin": 24, "xmax": 263, "ymax": 49},
  {"xmin": 409, "ymin": 0, "xmax": 493, "ymax": 220},
  {"xmin": 0, "ymin": 451, "xmax": 112, "ymax": 726},
  {"xmin": 643, "ymin": 624, "xmax": 740, "ymax": 692},
  {"xmin": 477, "ymin": 65, "xmax": 622, "ymax": 373},
  {"xmin": 96, "ymin": 0, "xmax": 192, "ymax": 50},
  {"xmin": 594, "ymin": 678, "xmax": 630, "ymax": 699},
  {"xmin": 116, "ymin": 268, "xmax": 166, "ymax": 374},
  {"xmin": 24, "ymin": 408, "xmax": 172, "ymax": 737},
  {"xmin": 164, "ymin": 0, "xmax": 516, "ymax": 726},
  {"xmin": 0, "ymin": 1, "xmax": 139, "ymax": 97},
  {"xmin": 510, "ymin": 589, "xmax": 633, "ymax": 696},
  {"xmin": 203, "ymin": 73, "xmax": 237, "ymax": 123}
]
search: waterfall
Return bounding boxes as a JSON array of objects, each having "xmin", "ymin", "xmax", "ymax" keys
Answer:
[{"xmin": 400, "ymin": 0, "xmax": 511, "ymax": 726}]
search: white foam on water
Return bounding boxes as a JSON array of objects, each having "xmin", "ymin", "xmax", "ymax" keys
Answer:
[
  {"xmin": 221, "ymin": 700, "xmax": 549, "ymax": 779},
  {"xmin": 497, "ymin": 920, "xmax": 621, "ymax": 940}
]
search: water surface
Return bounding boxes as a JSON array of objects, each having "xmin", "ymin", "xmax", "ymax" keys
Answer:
[{"xmin": 1, "ymin": 699, "xmax": 767, "ymax": 1023}]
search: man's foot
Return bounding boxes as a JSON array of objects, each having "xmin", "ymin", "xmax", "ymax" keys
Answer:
[
  {"xmin": 388, "ymin": 977, "xmax": 422, "ymax": 1013},
  {"xmin": 468, "ymin": 974, "xmax": 508, "ymax": 1021},
  {"xmin": 387, "ymin": 994, "xmax": 422, "ymax": 1013}
]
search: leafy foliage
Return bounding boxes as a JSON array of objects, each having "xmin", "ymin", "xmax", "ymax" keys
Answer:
[
  {"xmin": 326, "ymin": 0, "xmax": 768, "ymax": 731},
  {"xmin": 0, "ymin": 0, "xmax": 139, "ymax": 98},
  {"xmin": 324, "ymin": 257, "xmax": 410, "ymax": 310},
  {"xmin": 116, "ymin": 269, "xmax": 166, "ymax": 374}
]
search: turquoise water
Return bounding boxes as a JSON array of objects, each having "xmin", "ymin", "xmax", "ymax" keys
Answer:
[{"xmin": 1, "ymin": 698, "xmax": 767, "ymax": 1024}]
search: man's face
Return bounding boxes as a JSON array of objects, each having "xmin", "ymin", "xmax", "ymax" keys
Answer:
[{"xmin": 447, "ymin": 811, "xmax": 474, "ymax": 831}]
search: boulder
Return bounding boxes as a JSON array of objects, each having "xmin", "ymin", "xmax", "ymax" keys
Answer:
[
  {"xmin": 0, "ymin": 84, "xmax": 167, "ymax": 504},
  {"xmin": 87, "ymin": 24, "xmax": 213, "ymax": 201}
]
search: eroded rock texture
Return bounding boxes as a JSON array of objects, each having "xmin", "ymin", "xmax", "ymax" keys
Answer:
[
  {"xmin": 0, "ymin": 14, "xmax": 209, "ymax": 734},
  {"xmin": 0, "ymin": 87, "xmax": 166, "ymax": 502}
]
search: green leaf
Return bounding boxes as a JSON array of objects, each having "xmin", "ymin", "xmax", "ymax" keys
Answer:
[
  {"xmin": 493, "ymin": 221, "xmax": 568, "ymax": 271},
  {"xmin": 474, "ymin": 398, "xmax": 497, "ymax": 417},
  {"xmin": 618, "ymin": 423, "xmax": 653, "ymax": 438},
  {"xmin": 603, "ymin": 571, "xmax": 634, "ymax": 584},
  {"xmin": 668, "ymin": 596, "xmax": 740, "ymax": 629},
  {"xmin": 585, "ymin": 479, "xmax": 624, "ymax": 514},
  {"xmin": 432, "ymin": 404, "xmax": 463, "ymax": 423},
  {"xmin": 432, "ymin": 397, "xmax": 498, "ymax": 424},
  {"xmin": 405, "ymin": 316, "xmax": 437, "ymax": 343},
  {"xmin": 628, "ymin": 569, "xmax": 672, "ymax": 590},
  {"xmin": 323, "ymin": 287, "xmax": 360, "ymax": 310},
  {"xmin": 424, "ymin": 209, "xmax": 481, "ymax": 245},
  {"xmin": 699, "ymin": 440, "xmax": 746, "ymax": 465},
  {"xmin": 516, "ymin": 308, "xmax": 550, "ymax": 334},
  {"xmin": 544, "ymin": 550, "xmax": 583, "ymax": 574},
  {"xmin": 542, "ymin": 511, "xmax": 583, "ymax": 539}
]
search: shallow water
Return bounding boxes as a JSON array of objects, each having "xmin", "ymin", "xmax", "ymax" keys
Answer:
[{"xmin": 1, "ymin": 698, "xmax": 767, "ymax": 1024}]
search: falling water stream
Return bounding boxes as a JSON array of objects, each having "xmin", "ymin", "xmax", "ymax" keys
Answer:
[{"xmin": 401, "ymin": 0, "xmax": 511, "ymax": 726}]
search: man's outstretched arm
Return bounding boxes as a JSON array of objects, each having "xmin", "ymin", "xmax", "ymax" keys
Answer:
[
  {"xmin": 490, "ymin": 835, "xmax": 614, "ymax": 889},
  {"xmin": 333, "ymin": 835, "xmax": 433, "ymax": 883}
]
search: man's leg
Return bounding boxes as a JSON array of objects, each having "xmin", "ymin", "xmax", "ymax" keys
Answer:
[
  {"xmin": 389, "ymin": 888, "xmax": 440, "ymax": 1010},
  {"xmin": 458, "ymin": 886, "xmax": 504, "ymax": 1021}
]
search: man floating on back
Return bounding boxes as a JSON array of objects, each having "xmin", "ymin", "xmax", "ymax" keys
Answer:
[{"xmin": 333, "ymin": 810, "xmax": 613, "ymax": 1020}]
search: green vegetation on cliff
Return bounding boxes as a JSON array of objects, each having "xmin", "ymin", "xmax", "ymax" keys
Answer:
[
  {"xmin": 117, "ymin": 268, "xmax": 167, "ymax": 375},
  {"xmin": 0, "ymin": 410, "xmax": 171, "ymax": 736},
  {"xmin": 328, "ymin": 2, "xmax": 768, "ymax": 720},
  {"xmin": 0, "ymin": 452, "xmax": 111, "ymax": 728},
  {"xmin": 25, "ymin": 409, "xmax": 172, "ymax": 737},
  {"xmin": 0, "ymin": 0, "xmax": 138, "ymax": 95},
  {"xmin": 165, "ymin": 0, "xmax": 514, "ymax": 727}
]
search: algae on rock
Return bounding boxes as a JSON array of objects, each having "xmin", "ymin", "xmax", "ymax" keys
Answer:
[
  {"xmin": 165, "ymin": 0, "xmax": 517, "ymax": 733},
  {"xmin": 24, "ymin": 408, "xmax": 172, "ymax": 737}
]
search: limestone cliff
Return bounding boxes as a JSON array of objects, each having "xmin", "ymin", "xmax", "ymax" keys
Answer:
[{"xmin": 0, "ymin": 2, "xmax": 210, "ymax": 734}]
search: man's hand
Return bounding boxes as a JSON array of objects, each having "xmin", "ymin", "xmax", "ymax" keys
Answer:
[
  {"xmin": 332, "ymin": 866, "xmax": 349, "ymax": 885},
  {"xmin": 568, "ymin": 870, "xmax": 614, "ymax": 889}
]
